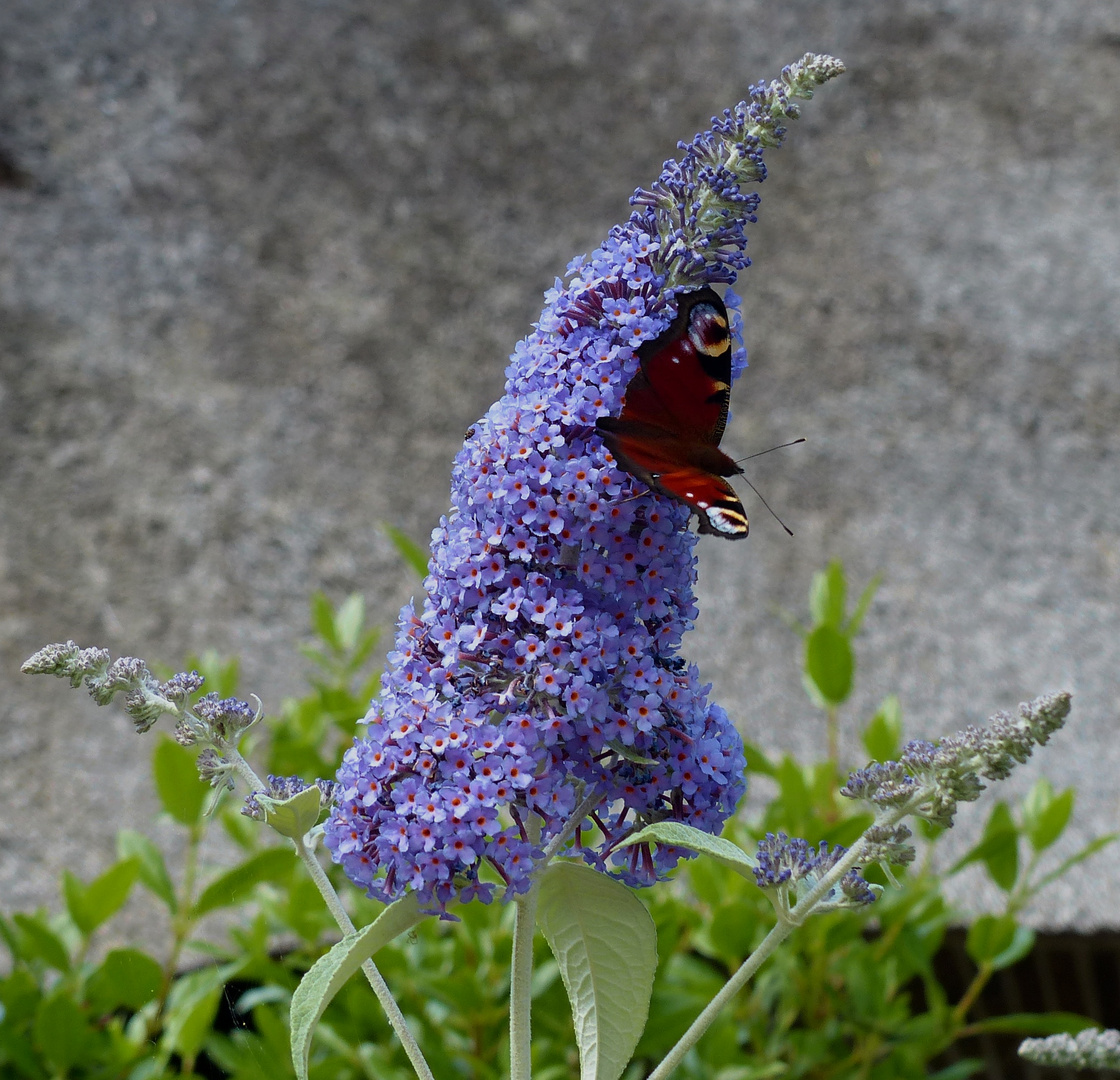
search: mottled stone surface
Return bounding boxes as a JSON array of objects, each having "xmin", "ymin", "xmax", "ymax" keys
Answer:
[{"xmin": 2, "ymin": 0, "xmax": 1118, "ymax": 939}]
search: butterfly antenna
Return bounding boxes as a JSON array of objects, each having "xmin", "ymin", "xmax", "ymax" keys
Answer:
[
  {"xmin": 735, "ymin": 437, "xmax": 806, "ymax": 465},
  {"xmin": 740, "ymin": 474, "xmax": 795, "ymax": 536}
]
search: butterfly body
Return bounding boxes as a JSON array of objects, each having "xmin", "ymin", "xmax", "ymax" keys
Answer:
[{"xmin": 596, "ymin": 287, "xmax": 749, "ymax": 539}]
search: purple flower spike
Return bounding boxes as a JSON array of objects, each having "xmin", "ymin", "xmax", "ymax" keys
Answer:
[{"xmin": 325, "ymin": 56, "xmax": 846, "ymax": 913}]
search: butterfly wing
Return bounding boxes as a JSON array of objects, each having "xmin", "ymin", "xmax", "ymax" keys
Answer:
[
  {"xmin": 597, "ymin": 288, "xmax": 748, "ymax": 539},
  {"xmin": 637, "ymin": 286, "xmax": 733, "ymax": 442},
  {"xmin": 598, "ymin": 424, "xmax": 749, "ymax": 537}
]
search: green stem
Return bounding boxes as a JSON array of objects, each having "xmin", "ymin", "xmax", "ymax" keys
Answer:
[
  {"xmin": 293, "ymin": 835, "xmax": 436, "ymax": 1080},
  {"xmin": 146, "ymin": 818, "xmax": 204, "ymax": 1041},
  {"xmin": 646, "ymin": 914, "xmax": 796, "ymax": 1080},
  {"xmin": 952, "ymin": 960, "xmax": 994, "ymax": 1027},
  {"xmin": 508, "ymin": 791, "xmax": 605, "ymax": 1080},
  {"xmin": 647, "ymin": 811, "xmax": 903, "ymax": 1080},
  {"xmin": 510, "ymin": 880, "xmax": 542, "ymax": 1080},
  {"xmin": 226, "ymin": 746, "xmax": 436, "ymax": 1080}
]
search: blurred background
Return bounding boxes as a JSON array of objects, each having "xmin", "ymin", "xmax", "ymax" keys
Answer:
[{"xmin": 2, "ymin": 0, "xmax": 1117, "ymax": 938}]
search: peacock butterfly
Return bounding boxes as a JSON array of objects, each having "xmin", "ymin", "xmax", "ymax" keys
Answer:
[{"xmin": 596, "ymin": 286, "xmax": 749, "ymax": 538}]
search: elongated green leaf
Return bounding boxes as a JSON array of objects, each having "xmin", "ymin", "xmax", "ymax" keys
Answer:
[
  {"xmin": 980, "ymin": 802, "xmax": 1019, "ymax": 892},
  {"xmin": 862, "ymin": 694, "xmax": 902, "ymax": 762},
  {"xmin": 33, "ymin": 991, "xmax": 98, "ymax": 1074},
  {"xmin": 63, "ymin": 859, "xmax": 139, "ymax": 936},
  {"xmin": 775, "ymin": 756, "xmax": 811, "ymax": 819},
  {"xmin": 606, "ymin": 739, "xmax": 658, "ymax": 765},
  {"xmin": 310, "ymin": 592, "xmax": 339, "ymax": 649},
  {"xmin": 12, "ymin": 913, "xmax": 71, "ymax": 972},
  {"xmin": 809, "ymin": 562, "xmax": 845, "ymax": 629},
  {"xmin": 949, "ymin": 817, "xmax": 1018, "ymax": 886},
  {"xmin": 965, "ymin": 913, "xmax": 1017, "ymax": 965},
  {"xmin": 537, "ymin": 862, "xmax": 657, "ymax": 1080},
  {"xmin": 990, "ymin": 925, "xmax": 1034, "ymax": 971},
  {"xmin": 848, "ymin": 572, "xmax": 882, "ymax": 635},
  {"xmin": 162, "ymin": 962, "xmax": 241, "ymax": 1061},
  {"xmin": 86, "ymin": 948, "xmax": 164, "ymax": 1013},
  {"xmin": 335, "ymin": 594, "xmax": 366, "ymax": 651},
  {"xmin": 804, "ymin": 625, "xmax": 853, "ymax": 705},
  {"xmin": 966, "ymin": 1011, "xmax": 1097, "ymax": 1036},
  {"xmin": 118, "ymin": 829, "xmax": 177, "ymax": 910},
  {"xmin": 1034, "ymin": 832, "xmax": 1119, "ymax": 893},
  {"xmin": 621, "ymin": 821, "xmax": 755, "ymax": 879},
  {"xmin": 383, "ymin": 523, "xmax": 430, "ymax": 579},
  {"xmin": 1025, "ymin": 786, "xmax": 1074, "ymax": 853},
  {"xmin": 928, "ymin": 1060, "xmax": 984, "ymax": 1080},
  {"xmin": 290, "ymin": 894, "xmax": 426, "ymax": 1080},
  {"xmin": 193, "ymin": 847, "xmax": 294, "ymax": 916},
  {"xmin": 153, "ymin": 736, "xmax": 207, "ymax": 826},
  {"xmin": 740, "ymin": 740, "xmax": 778, "ymax": 777}
]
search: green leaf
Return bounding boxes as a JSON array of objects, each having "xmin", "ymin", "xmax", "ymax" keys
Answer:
[
  {"xmin": 965, "ymin": 1011, "xmax": 1098, "ymax": 1036},
  {"xmin": 117, "ymin": 829, "xmax": 177, "ymax": 911},
  {"xmin": 804, "ymin": 625, "xmax": 853, "ymax": 705},
  {"xmin": 606, "ymin": 739, "xmax": 659, "ymax": 766},
  {"xmin": 152, "ymin": 736, "xmax": 208, "ymax": 826},
  {"xmin": 193, "ymin": 847, "xmax": 295, "ymax": 917},
  {"xmin": 162, "ymin": 962, "xmax": 240, "ymax": 1061},
  {"xmin": 862, "ymin": 694, "xmax": 902, "ymax": 762},
  {"xmin": 774, "ymin": 756, "xmax": 811, "ymax": 820},
  {"xmin": 989, "ymin": 925, "xmax": 1035, "ymax": 972},
  {"xmin": 310, "ymin": 592, "xmax": 339, "ymax": 650},
  {"xmin": 251, "ymin": 785, "xmax": 326, "ymax": 841},
  {"xmin": 290, "ymin": 894, "xmax": 427, "ymax": 1080},
  {"xmin": 1022, "ymin": 781, "xmax": 1074, "ymax": 853},
  {"xmin": 383, "ymin": 523, "xmax": 430, "ymax": 579},
  {"xmin": 740, "ymin": 740, "xmax": 777, "ymax": 777},
  {"xmin": 187, "ymin": 650, "xmax": 241, "ymax": 698},
  {"xmin": 965, "ymin": 913, "xmax": 1017, "ymax": 965},
  {"xmin": 1033, "ymin": 832, "xmax": 1119, "ymax": 893},
  {"xmin": 848, "ymin": 572, "xmax": 882, "ymax": 635},
  {"xmin": 982, "ymin": 802, "xmax": 1019, "ymax": 891},
  {"xmin": 809, "ymin": 561, "xmax": 845, "ymax": 629},
  {"xmin": 950, "ymin": 803, "xmax": 1018, "ymax": 891},
  {"xmin": 64, "ymin": 859, "xmax": 139, "ymax": 937},
  {"xmin": 620, "ymin": 822, "xmax": 756, "ymax": 879},
  {"xmin": 334, "ymin": 594, "xmax": 366, "ymax": 651},
  {"xmin": 86, "ymin": 948, "xmax": 164, "ymax": 1013},
  {"xmin": 536, "ymin": 862, "xmax": 657, "ymax": 1080},
  {"xmin": 33, "ymin": 990, "xmax": 98, "ymax": 1074},
  {"xmin": 927, "ymin": 1061, "xmax": 985, "ymax": 1080},
  {"xmin": 12, "ymin": 913, "xmax": 71, "ymax": 972}
]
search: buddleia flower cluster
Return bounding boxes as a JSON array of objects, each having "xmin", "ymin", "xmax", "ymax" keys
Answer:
[
  {"xmin": 754, "ymin": 832, "xmax": 878, "ymax": 911},
  {"xmin": 1019, "ymin": 1029, "xmax": 1120, "ymax": 1071},
  {"xmin": 741, "ymin": 694, "xmax": 1070, "ymax": 922},
  {"xmin": 21, "ymin": 641, "xmax": 257, "ymax": 790},
  {"xmin": 841, "ymin": 692, "xmax": 1072, "ymax": 828},
  {"xmin": 325, "ymin": 55, "xmax": 847, "ymax": 913}
]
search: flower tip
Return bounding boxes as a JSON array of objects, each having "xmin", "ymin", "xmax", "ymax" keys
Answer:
[{"xmin": 21, "ymin": 641, "xmax": 81, "ymax": 675}]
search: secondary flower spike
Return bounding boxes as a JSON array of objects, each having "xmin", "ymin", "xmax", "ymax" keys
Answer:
[{"xmin": 326, "ymin": 55, "xmax": 846, "ymax": 913}]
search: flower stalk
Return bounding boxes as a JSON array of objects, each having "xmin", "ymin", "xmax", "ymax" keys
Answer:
[
  {"xmin": 20, "ymin": 641, "xmax": 436, "ymax": 1080},
  {"xmin": 648, "ymin": 692, "xmax": 1071, "ymax": 1077}
]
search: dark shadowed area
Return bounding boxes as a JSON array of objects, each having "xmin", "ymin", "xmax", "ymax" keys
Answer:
[{"xmin": 2, "ymin": 0, "xmax": 1117, "ymax": 943}]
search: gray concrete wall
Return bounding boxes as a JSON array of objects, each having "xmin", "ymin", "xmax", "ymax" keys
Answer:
[{"xmin": 2, "ymin": 0, "xmax": 1118, "ymax": 936}]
